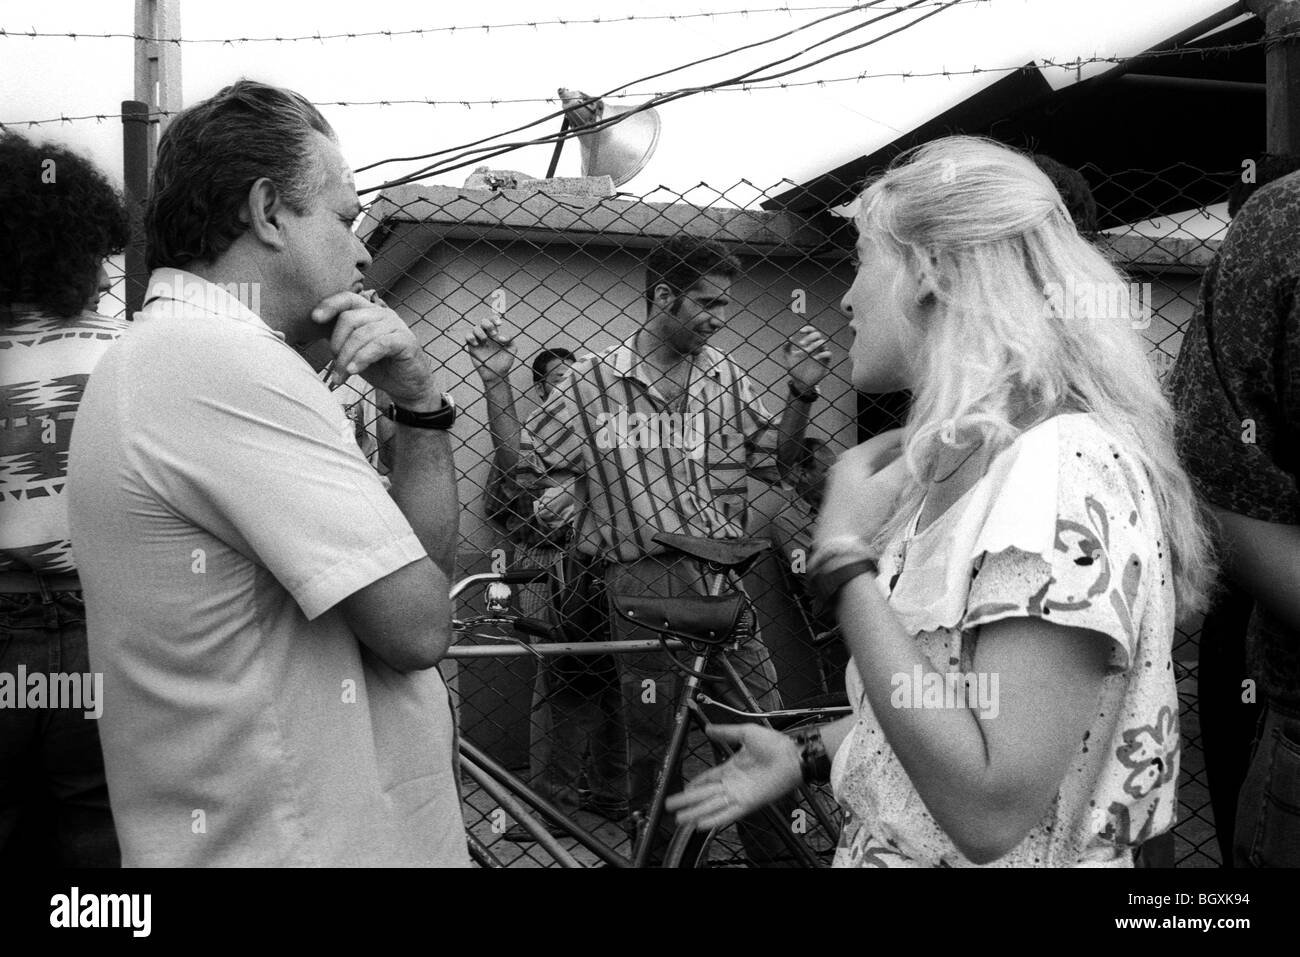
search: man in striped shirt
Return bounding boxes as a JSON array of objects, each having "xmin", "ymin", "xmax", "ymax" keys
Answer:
[{"xmin": 514, "ymin": 234, "xmax": 833, "ymax": 861}]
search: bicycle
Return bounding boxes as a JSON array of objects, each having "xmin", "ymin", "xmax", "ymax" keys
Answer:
[{"xmin": 447, "ymin": 531, "xmax": 851, "ymax": 868}]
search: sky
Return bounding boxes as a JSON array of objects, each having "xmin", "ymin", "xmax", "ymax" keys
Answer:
[{"xmin": 2, "ymin": 0, "xmax": 1239, "ymax": 212}]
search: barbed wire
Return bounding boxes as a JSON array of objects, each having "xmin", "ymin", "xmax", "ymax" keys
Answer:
[
  {"xmin": 356, "ymin": 0, "xmax": 942, "ymax": 179},
  {"xmin": 0, "ymin": 1, "xmax": 990, "ymax": 44},
  {"xmin": 362, "ymin": 0, "xmax": 965, "ymax": 190},
  {"xmin": 0, "ymin": 0, "xmax": 932, "ymax": 138},
  {"xmin": 1, "ymin": 35, "xmax": 1267, "ymax": 132}
]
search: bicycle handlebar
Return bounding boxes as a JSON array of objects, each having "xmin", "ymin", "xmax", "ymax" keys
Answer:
[{"xmin": 449, "ymin": 568, "xmax": 550, "ymax": 602}]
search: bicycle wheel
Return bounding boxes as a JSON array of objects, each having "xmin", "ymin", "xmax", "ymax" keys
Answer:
[
  {"xmin": 663, "ymin": 693, "xmax": 850, "ymax": 867},
  {"xmin": 664, "ymin": 817, "xmax": 835, "ymax": 867},
  {"xmin": 664, "ymin": 823, "xmax": 741, "ymax": 868}
]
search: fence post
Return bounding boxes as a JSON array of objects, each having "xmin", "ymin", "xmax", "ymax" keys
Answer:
[
  {"xmin": 1247, "ymin": 0, "xmax": 1300, "ymax": 153},
  {"xmin": 122, "ymin": 100, "xmax": 150, "ymax": 319}
]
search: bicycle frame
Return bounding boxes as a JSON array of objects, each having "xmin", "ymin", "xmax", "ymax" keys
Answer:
[
  {"xmin": 631, "ymin": 640, "xmax": 826, "ymax": 868},
  {"xmin": 449, "ymin": 564, "xmax": 846, "ymax": 868},
  {"xmin": 449, "ymin": 636, "xmax": 844, "ymax": 868}
]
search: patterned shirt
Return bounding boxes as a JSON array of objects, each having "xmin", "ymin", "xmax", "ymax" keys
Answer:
[
  {"xmin": 485, "ymin": 383, "xmax": 579, "ymax": 555},
  {"xmin": 1168, "ymin": 172, "xmax": 1300, "ymax": 711},
  {"xmin": 832, "ymin": 414, "xmax": 1179, "ymax": 867},
  {"xmin": 517, "ymin": 338, "xmax": 778, "ymax": 562},
  {"xmin": 0, "ymin": 305, "xmax": 129, "ymax": 575}
]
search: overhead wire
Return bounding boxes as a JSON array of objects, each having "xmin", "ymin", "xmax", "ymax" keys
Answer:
[
  {"xmin": 352, "ymin": 1, "xmax": 901, "ymax": 175},
  {"xmin": 358, "ymin": 0, "xmax": 961, "ymax": 193}
]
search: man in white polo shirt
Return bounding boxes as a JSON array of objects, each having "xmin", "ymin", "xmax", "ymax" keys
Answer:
[{"xmin": 67, "ymin": 79, "xmax": 469, "ymax": 866}]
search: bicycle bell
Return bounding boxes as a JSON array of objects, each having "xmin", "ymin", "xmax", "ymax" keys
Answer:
[{"xmin": 484, "ymin": 581, "xmax": 512, "ymax": 614}]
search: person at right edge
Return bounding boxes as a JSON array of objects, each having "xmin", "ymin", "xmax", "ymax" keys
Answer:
[{"xmin": 1168, "ymin": 160, "xmax": 1300, "ymax": 868}]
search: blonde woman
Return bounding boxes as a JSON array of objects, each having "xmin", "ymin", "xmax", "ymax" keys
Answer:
[{"xmin": 667, "ymin": 136, "xmax": 1215, "ymax": 868}]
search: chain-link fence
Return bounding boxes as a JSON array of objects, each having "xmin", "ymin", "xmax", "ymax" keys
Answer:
[{"xmin": 92, "ymin": 160, "xmax": 1235, "ymax": 867}]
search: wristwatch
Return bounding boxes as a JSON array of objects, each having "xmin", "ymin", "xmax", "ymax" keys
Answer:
[
  {"xmin": 384, "ymin": 393, "xmax": 457, "ymax": 430},
  {"xmin": 788, "ymin": 380, "xmax": 821, "ymax": 404},
  {"xmin": 793, "ymin": 726, "xmax": 832, "ymax": 785}
]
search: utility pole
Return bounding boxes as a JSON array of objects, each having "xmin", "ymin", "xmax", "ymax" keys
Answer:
[
  {"xmin": 123, "ymin": 0, "xmax": 181, "ymax": 317},
  {"xmin": 1247, "ymin": 0, "xmax": 1300, "ymax": 153},
  {"xmin": 134, "ymin": 0, "xmax": 182, "ymax": 177}
]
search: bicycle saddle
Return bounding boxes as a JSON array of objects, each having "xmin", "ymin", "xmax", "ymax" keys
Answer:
[
  {"xmin": 651, "ymin": 532, "xmax": 772, "ymax": 570},
  {"xmin": 610, "ymin": 592, "xmax": 747, "ymax": 644}
]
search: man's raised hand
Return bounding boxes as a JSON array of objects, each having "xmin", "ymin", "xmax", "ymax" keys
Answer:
[
  {"xmin": 784, "ymin": 324, "xmax": 833, "ymax": 390},
  {"xmin": 311, "ymin": 291, "xmax": 437, "ymax": 409},
  {"xmin": 465, "ymin": 314, "xmax": 516, "ymax": 383}
]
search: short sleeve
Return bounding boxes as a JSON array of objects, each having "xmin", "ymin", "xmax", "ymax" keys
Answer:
[
  {"xmin": 484, "ymin": 460, "xmax": 575, "ymax": 545},
  {"xmin": 139, "ymin": 331, "xmax": 426, "ymax": 620},
  {"xmin": 480, "ymin": 392, "xmax": 582, "ymax": 545},
  {"xmin": 519, "ymin": 389, "xmax": 587, "ymax": 477},
  {"xmin": 961, "ymin": 429, "xmax": 1155, "ymax": 671}
]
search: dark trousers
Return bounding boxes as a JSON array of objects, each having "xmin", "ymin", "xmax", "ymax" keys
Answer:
[
  {"xmin": 1234, "ymin": 702, "xmax": 1300, "ymax": 867},
  {"xmin": 567, "ymin": 552, "xmax": 796, "ymax": 864},
  {"xmin": 527, "ymin": 658, "xmax": 628, "ymax": 814},
  {"xmin": 1197, "ymin": 587, "xmax": 1260, "ymax": 865},
  {"xmin": 0, "ymin": 590, "xmax": 119, "ymax": 867}
]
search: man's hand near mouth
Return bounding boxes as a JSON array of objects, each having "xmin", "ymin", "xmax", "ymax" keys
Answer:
[{"xmin": 310, "ymin": 290, "xmax": 440, "ymax": 407}]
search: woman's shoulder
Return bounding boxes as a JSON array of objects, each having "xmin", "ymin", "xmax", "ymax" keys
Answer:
[
  {"xmin": 1004, "ymin": 411, "xmax": 1130, "ymax": 458},
  {"xmin": 978, "ymin": 412, "xmax": 1160, "ymax": 570},
  {"xmin": 994, "ymin": 412, "xmax": 1151, "ymax": 505}
]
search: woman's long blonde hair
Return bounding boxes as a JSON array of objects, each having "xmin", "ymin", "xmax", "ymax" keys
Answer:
[{"xmin": 855, "ymin": 135, "xmax": 1215, "ymax": 617}]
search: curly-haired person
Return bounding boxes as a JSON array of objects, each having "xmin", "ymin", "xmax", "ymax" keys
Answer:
[{"xmin": 0, "ymin": 131, "xmax": 129, "ymax": 867}]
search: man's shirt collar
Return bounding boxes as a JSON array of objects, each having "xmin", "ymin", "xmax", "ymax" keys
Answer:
[
  {"xmin": 141, "ymin": 267, "xmax": 282, "ymax": 340},
  {"xmin": 603, "ymin": 334, "xmax": 725, "ymax": 387}
]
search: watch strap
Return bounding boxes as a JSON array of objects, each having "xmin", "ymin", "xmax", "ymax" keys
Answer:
[{"xmin": 386, "ymin": 394, "xmax": 456, "ymax": 430}]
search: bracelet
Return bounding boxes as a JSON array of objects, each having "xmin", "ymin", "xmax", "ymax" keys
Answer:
[
  {"xmin": 793, "ymin": 726, "xmax": 832, "ymax": 785},
  {"xmin": 788, "ymin": 380, "xmax": 821, "ymax": 404},
  {"xmin": 808, "ymin": 557, "xmax": 878, "ymax": 618}
]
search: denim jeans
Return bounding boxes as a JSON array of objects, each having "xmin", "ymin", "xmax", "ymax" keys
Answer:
[
  {"xmin": 1233, "ymin": 702, "xmax": 1300, "ymax": 868},
  {"xmin": 0, "ymin": 590, "xmax": 119, "ymax": 867}
]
